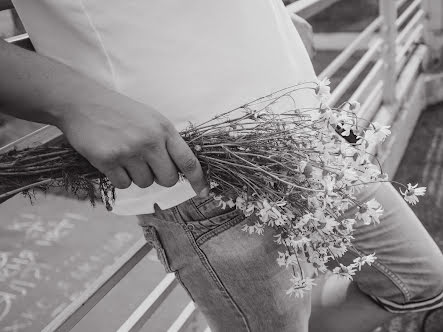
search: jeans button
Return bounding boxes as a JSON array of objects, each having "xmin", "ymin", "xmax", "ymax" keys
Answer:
[{"xmin": 186, "ymin": 224, "xmax": 195, "ymax": 231}]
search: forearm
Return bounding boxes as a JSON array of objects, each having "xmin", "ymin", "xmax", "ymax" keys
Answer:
[
  {"xmin": 0, "ymin": 38, "xmax": 114, "ymax": 127},
  {"xmin": 0, "ymin": 40, "xmax": 209, "ymax": 196}
]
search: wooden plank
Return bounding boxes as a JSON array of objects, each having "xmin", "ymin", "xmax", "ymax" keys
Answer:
[
  {"xmin": 42, "ymin": 239, "xmax": 152, "ymax": 332},
  {"xmin": 0, "ymin": 125, "xmax": 63, "ymax": 152},
  {"xmin": 373, "ymin": 45, "xmax": 426, "ymax": 126},
  {"xmin": 397, "ymin": 9, "xmax": 425, "ymax": 46},
  {"xmin": 318, "ymin": 0, "xmax": 408, "ymax": 80},
  {"xmin": 314, "ymin": 32, "xmax": 370, "ymax": 51},
  {"xmin": 379, "ymin": 74, "xmax": 426, "ymax": 177},
  {"xmin": 287, "ymin": 0, "xmax": 341, "ymax": 19},
  {"xmin": 396, "ymin": 45, "xmax": 428, "ymax": 104},
  {"xmin": 396, "ymin": 24, "xmax": 424, "ymax": 74},
  {"xmin": 5, "ymin": 33, "xmax": 34, "ymax": 50},
  {"xmin": 328, "ymin": 39, "xmax": 383, "ymax": 106},
  {"xmin": 368, "ymin": 45, "xmax": 427, "ymax": 160},
  {"xmin": 380, "ymin": 0, "xmax": 398, "ymax": 106},
  {"xmin": 396, "ymin": 0, "xmax": 421, "ymax": 29},
  {"xmin": 353, "ymin": 22, "xmax": 423, "ymax": 106},
  {"xmin": 167, "ymin": 301, "xmax": 198, "ymax": 332},
  {"xmin": 287, "ymin": 0, "xmax": 410, "ymax": 20},
  {"xmin": 351, "ymin": 61, "xmax": 383, "ymax": 105},
  {"xmin": 117, "ymin": 274, "xmax": 179, "ymax": 332},
  {"xmin": 358, "ymin": 81, "xmax": 383, "ymax": 127},
  {"xmin": 319, "ymin": 17, "xmax": 382, "ymax": 79}
]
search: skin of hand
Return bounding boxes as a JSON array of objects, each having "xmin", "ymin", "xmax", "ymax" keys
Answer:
[
  {"xmin": 0, "ymin": 39, "xmax": 210, "ymax": 197},
  {"xmin": 57, "ymin": 94, "xmax": 210, "ymax": 196}
]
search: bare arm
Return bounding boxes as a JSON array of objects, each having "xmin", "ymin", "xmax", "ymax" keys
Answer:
[{"xmin": 0, "ymin": 39, "xmax": 209, "ymax": 196}]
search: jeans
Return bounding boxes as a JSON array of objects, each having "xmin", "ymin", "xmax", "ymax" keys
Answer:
[{"xmin": 137, "ymin": 183, "xmax": 443, "ymax": 331}]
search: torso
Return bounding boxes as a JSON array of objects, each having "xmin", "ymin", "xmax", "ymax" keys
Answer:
[{"xmin": 12, "ymin": 0, "xmax": 318, "ymax": 215}]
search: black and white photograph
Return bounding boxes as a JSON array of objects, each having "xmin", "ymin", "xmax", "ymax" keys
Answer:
[{"xmin": 0, "ymin": 0, "xmax": 442, "ymax": 331}]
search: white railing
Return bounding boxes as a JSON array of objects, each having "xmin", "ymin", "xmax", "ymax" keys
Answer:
[
  {"xmin": 286, "ymin": 0, "xmax": 341, "ymax": 18},
  {"xmin": 1, "ymin": 0, "xmax": 443, "ymax": 331}
]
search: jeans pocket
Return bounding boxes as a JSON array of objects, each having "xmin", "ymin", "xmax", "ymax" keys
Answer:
[
  {"xmin": 179, "ymin": 196, "xmax": 246, "ymax": 246},
  {"xmin": 142, "ymin": 225, "xmax": 174, "ymax": 274}
]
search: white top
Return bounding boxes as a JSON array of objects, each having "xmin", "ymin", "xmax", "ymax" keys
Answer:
[{"xmin": 12, "ymin": 0, "xmax": 318, "ymax": 215}]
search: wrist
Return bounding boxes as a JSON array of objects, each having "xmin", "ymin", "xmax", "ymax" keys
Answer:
[{"xmin": 45, "ymin": 85, "xmax": 113, "ymax": 130}]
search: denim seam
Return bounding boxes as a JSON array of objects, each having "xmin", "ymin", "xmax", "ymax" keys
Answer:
[
  {"xmin": 190, "ymin": 197, "xmax": 246, "ymax": 245},
  {"xmin": 191, "ymin": 197, "xmax": 238, "ymax": 222},
  {"xmin": 350, "ymin": 246, "xmax": 411, "ymax": 302},
  {"xmin": 193, "ymin": 196, "xmax": 215, "ymax": 208},
  {"xmin": 157, "ymin": 247, "xmax": 174, "ymax": 274},
  {"xmin": 190, "ymin": 198, "xmax": 211, "ymax": 220},
  {"xmin": 173, "ymin": 206, "xmax": 251, "ymax": 332},
  {"xmin": 143, "ymin": 226, "xmax": 175, "ymax": 274},
  {"xmin": 196, "ymin": 214, "xmax": 246, "ymax": 246},
  {"xmin": 174, "ymin": 270, "xmax": 195, "ymax": 302}
]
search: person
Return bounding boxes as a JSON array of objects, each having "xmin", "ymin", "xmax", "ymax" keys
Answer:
[{"xmin": 1, "ymin": 1, "xmax": 442, "ymax": 331}]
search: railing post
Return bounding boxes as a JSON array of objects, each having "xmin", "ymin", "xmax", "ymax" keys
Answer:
[
  {"xmin": 423, "ymin": 0, "xmax": 443, "ymax": 71},
  {"xmin": 379, "ymin": 0, "xmax": 398, "ymax": 106}
]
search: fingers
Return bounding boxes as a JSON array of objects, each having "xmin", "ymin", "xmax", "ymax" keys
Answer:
[
  {"xmin": 142, "ymin": 143, "xmax": 179, "ymax": 187},
  {"xmin": 124, "ymin": 157, "xmax": 154, "ymax": 188},
  {"xmin": 166, "ymin": 133, "xmax": 209, "ymax": 197},
  {"xmin": 105, "ymin": 167, "xmax": 132, "ymax": 189},
  {"xmin": 92, "ymin": 124, "xmax": 208, "ymax": 195}
]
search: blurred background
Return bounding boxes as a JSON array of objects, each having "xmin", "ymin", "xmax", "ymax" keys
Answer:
[{"xmin": 1, "ymin": 1, "xmax": 442, "ymax": 331}]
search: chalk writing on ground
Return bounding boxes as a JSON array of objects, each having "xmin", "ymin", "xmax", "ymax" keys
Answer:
[{"xmin": 0, "ymin": 208, "xmax": 137, "ymax": 332}]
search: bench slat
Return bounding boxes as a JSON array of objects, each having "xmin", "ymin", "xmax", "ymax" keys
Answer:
[
  {"xmin": 328, "ymin": 39, "xmax": 384, "ymax": 106},
  {"xmin": 0, "ymin": 125, "xmax": 62, "ymax": 153},
  {"xmin": 287, "ymin": 0, "xmax": 341, "ymax": 18},
  {"xmin": 117, "ymin": 273, "xmax": 179, "ymax": 332},
  {"xmin": 42, "ymin": 239, "xmax": 152, "ymax": 332},
  {"xmin": 167, "ymin": 302, "xmax": 198, "ymax": 332},
  {"xmin": 5, "ymin": 33, "xmax": 34, "ymax": 50},
  {"xmin": 319, "ymin": 0, "xmax": 408, "ymax": 81},
  {"xmin": 167, "ymin": 301, "xmax": 197, "ymax": 332}
]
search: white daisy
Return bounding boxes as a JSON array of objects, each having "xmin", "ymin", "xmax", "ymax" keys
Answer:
[
  {"xmin": 400, "ymin": 183, "xmax": 426, "ymax": 205},
  {"xmin": 353, "ymin": 253, "xmax": 377, "ymax": 270},
  {"xmin": 315, "ymin": 77, "xmax": 331, "ymax": 102},
  {"xmin": 286, "ymin": 274, "xmax": 316, "ymax": 298},
  {"xmin": 332, "ymin": 263, "xmax": 356, "ymax": 280}
]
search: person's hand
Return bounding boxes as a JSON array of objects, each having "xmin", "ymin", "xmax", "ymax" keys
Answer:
[
  {"xmin": 57, "ymin": 92, "xmax": 210, "ymax": 197},
  {"xmin": 0, "ymin": 39, "xmax": 208, "ymax": 196}
]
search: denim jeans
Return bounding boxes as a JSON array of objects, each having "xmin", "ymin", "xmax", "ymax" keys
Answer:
[{"xmin": 137, "ymin": 183, "xmax": 443, "ymax": 332}]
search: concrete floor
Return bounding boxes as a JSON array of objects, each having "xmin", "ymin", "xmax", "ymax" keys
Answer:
[{"xmin": 0, "ymin": 193, "xmax": 196, "ymax": 332}]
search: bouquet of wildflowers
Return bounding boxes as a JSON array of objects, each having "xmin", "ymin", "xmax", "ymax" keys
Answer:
[{"xmin": 0, "ymin": 78, "xmax": 426, "ymax": 296}]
